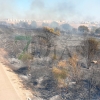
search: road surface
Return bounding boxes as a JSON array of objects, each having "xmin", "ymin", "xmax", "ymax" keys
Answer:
[
  {"xmin": 0, "ymin": 48, "xmax": 33, "ymax": 100},
  {"xmin": 0, "ymin": 62, "xmax": 21, "ymax": 100}
]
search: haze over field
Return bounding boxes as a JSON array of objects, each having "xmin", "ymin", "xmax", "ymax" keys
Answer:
[{"xmin": 0, "ymin": 0, "xmax": 100, "ymax": 22}]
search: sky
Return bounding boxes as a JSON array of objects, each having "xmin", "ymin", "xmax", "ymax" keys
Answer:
[{"xmin": 0, "ymin": 0, "xmax": 100, "ymax": 22}]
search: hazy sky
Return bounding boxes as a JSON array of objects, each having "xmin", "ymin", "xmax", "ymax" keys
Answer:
[{"xmin": 0, "ymin": 0, "xmax": 100, "ymax": 21}]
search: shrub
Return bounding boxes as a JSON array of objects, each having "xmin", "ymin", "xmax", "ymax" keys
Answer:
[
  {"xmin": 20, "ymin": 53, "xmax": 33, "ymax": 61},
  {"xmin": 19, "ymin": 53, "xmax": 33, "ymax": 71},
  {"xmin": 78, "ymin": 25, "xmax": 89, "ymax": 32},
  {"xmin": 52, "ymin": 67, "xmax": 68, "ymax": 87},
  {"xmin": 53, "ymin": 60, "xmax": 68, "ymax": 78},
  {"xmin": 43, "ymin": 27, "xmax": 60, "ymax": 35},
  {"xmin": 57, "ymin": 60, "xmax": 67, "ymax": 68},
  {"xmin": 95, "ymin": 28, "xmax": 100, "ymax": 33},
  {"xmin": 52, "ymin": 54, "xmax": 58, "ymax": 60},
  {"xmin": 87, "ymin": 38, "xmax": 99, "ymax": 56},
  {"xmin": 83, "ymin": 38, "xmax": 99, "ymax": 68},
  {"xmin": 68, "ymin": 53, "xmax": 80, "ymax": 82}
]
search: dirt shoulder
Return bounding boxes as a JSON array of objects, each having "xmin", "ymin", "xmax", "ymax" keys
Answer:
[{"xmin": 0, "ymin": 48, "xmax": 33, "ymax": 100}]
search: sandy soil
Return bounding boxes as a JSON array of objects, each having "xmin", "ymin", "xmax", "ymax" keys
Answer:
[{"xmin": 0, "ymin": 48, "xmax": 33, "ymax": 100}]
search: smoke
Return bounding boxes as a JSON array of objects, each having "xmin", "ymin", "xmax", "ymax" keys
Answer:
[
  {"xmin": 26, "ymin": 0, "xmax": 79, "ymax": 21},
  {"xmin": 0, "ymin": 0, "xmax": 21, "ymax": 19},
  {"xmin": 0, "ymin": 0, "xmax": 99, "ymax": 22},
  {"xmin": 25, "ymin": 0, "xmax": 100, "ymax": 22},
  {"xmin": 31, "ymin": 0, "xmax": 45, "ymax": 9}
]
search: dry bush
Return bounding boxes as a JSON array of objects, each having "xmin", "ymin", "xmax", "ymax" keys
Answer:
[
  {"xmin": 20, "ymin": 53, "xmax": 33, "ymax": 61},
  {"xmin": 52, "ymin": 67, "xmax": 67, "ymax": 79},
  {"xmin": 52, "ymin": 67, "xmax": 68, "ymax": 87},
  {"xmin": 87, "ymin": 38, "xmax": 99, "ymax": 56},
  {"xmin": 52, "ymin": 54, "xmax": 58, "ymax": 60},
  {"xmin": 52, "ymin": 60, "xmax": 68, "ymax": 87},
  {"xmin": 43, "ymin": 27, "xmax": 60, "ymax": 35},
  {"xmin": 68, "ymin": 53, "xmax": 80, "ymax": 82},
  {"xmin": 50, "ymin": 53, "xmax": 59, "ymax": 60},
  {"xmin": 52, "ymin": 54, "xmax": 80, "ymax": 87},
  {"xmin": 69, "ymin": 53, "xmax": 78, "ymax": 67},
  {"xmin": 83, "ymin": 38, "xmax": 100, "ymax": 68},
  {"xmin": 20, "ymin": 53, "xmax": 33, "ymax": 71},
  {"xmin": 83, "ymin": 38, "xmax": 99, "ymax": 57},
  {"xmin": 52, "ymin": 55, "xmax": 57, "ymax": 60},
  {"xmin": 41, "ymin": 38, "xmax": 47, "ymax": 45},
  {"xmin": 57, "ymin": 60, "xmax": 67, "ymax": 68}
]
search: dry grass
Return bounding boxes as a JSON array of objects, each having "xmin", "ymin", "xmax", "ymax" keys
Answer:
[
  {"xmin": 51, "ymin": 54, "xmax": 58, "ymax": 60},
  {"xmin": 52, "ymin": 67, "xmax": 68, "ymax": 87},
  {"xmin": 57, "ymin": 78, "xmax": 67, "ymax": 88},
  {"xmin": 68, "ymin": 53, "xmax": 80, "ymax": 81},
  {"xmin": 52, "ymin": 67, "xmax": 68, "ymax": 79},
  {"xmin": 58, "ymin": 60, "xmax": 67, "ymax": 68},
  {"xmin": 20, "ymin": 53, "xmax": 33, "ymax": 71},
  {"xmin": 69, "ymin": 53, "xmax": 78, "ymax": 67},
  {"xmin": 52, "ymin": 53, "xmax": 81, "ymax": 86}
]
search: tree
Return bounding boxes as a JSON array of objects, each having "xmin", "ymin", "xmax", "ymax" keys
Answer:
[
  {"xmin": 42, "ymin": 22, "xmax": 49, "ymax": 27},
  {"xmin": 30, "ymin": 21, "xmax": 37, "ymax": 29},
  {"xmin": 90, "ymin": 26, "xmax": 97, "ymax": 34},
  {"xmin": 43, "ymin": 27, "xmax": 60, "ymax": 57},
  {"xmin": 50, "ymin": 21, "xmax": 59, "ymax": 28},
  {"xmin": 60, "ymin": 23, "xmax": 72, "ymax": 31},
  {"xmin": 78, "ymin": 25, "xmax": 89, "ymax": 32},
  {"xmin": 17, "ymin": 21, "xmax": 29, "ymax": 28},
  {"xmin": 95, "ymin": 27, "xmax": 100, "ymax": 33},
  {"xmin": 82, "ymin": 38, "xmax": 99, "ymax": 68}
]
